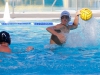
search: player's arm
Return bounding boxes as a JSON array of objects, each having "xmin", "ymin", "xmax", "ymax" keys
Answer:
[
  {"xmin": 46, "ymin": 25, "xmax": 59, "ymax": 36},
  {"xmin": 68, "ymin": 10, "xmax": 80, "ymax": 30}
]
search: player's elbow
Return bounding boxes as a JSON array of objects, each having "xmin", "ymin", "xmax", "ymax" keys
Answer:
[
  {"xmin": 46, "ymin": 27, "xmax": 49, "ymax": 31},
  {"xmin": 73, "ymin": 23, "xmax": 78, "ymax": 29},
  {"xmin": 46, "ymin": 27, "xmax": 52, "ymax": 31},
  {"xmin": 71, "ymin": 25, "xmax": 78, "ymax": 30}
]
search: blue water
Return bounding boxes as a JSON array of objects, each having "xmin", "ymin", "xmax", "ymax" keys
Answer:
[{"xmin": 0, "ymin": 18, "xmax": 100, "ymax": 75}]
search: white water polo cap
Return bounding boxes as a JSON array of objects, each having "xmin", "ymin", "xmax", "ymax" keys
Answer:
[{"xmin": 60, "ymin": 11, "xmax": 71, "ymax": 21}]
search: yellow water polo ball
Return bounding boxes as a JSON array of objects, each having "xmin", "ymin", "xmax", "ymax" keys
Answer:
[{"xmin": 80, "ymin": 8, "xmax": 92, "ymax": 21}]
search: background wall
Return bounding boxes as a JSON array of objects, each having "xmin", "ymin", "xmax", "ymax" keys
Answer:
[{"xmin": 0, "ymin": 0, "xmax": 100, "ymax": 13}]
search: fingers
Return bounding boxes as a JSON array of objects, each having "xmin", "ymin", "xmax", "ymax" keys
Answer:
[{"xmin": 26, "ymin": 46, "xmax": 34, "ymax": 51}]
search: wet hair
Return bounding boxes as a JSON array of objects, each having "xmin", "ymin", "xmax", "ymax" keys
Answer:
[{"xmin": 0, "ymin": 31, "xmax": 11, "ymax": 45}]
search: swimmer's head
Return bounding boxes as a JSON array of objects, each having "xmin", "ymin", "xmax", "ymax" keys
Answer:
[
  {"xmin": 60, "ymin": 11, "xmax": 71, "ymax": 21},
  {"xmin": 0, "ymin": 31, "xmax": 11, "ymax": 45}
]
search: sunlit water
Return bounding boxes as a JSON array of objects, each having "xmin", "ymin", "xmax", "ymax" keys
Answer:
[{"xmin": 0, "ymin": 18, "xmax": 100, "ymax": 75}]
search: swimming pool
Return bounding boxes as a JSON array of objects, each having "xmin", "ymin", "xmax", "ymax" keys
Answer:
[{"xmin": 0, "ymin": 18, "xmax": 100, "ymax": 75}]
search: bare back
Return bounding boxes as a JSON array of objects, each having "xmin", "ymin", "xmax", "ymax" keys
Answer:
[{"xmin": 0, "ymin": 45, "xmax": 11, "ymax": 53}]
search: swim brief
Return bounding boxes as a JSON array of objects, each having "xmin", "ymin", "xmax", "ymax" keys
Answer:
[{"xmin": 51, "ymin": 30, "xmax": 63, "ymax": 45}]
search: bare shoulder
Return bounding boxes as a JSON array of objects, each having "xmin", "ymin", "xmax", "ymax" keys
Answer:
[
  {"xmin": 54, "ymin": 24, "xmax": 62, "ymax": 29},
  {"xmin": 49, "ymin": 24, "xmax": 60, "ymax": 29},
  {"xmin": 46, "ymin": 23, "xmax": 62, "ymax": 31},
  {"xmin": 56, "ymin": 24, "xmax": 61, "ymax": 26},
  {"xmin": 0, "ymin": 46, "xmax": 11, "ymax": 53}
]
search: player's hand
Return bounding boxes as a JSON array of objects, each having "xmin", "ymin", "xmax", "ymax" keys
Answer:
[{"xmin": 26, "ymin": 46, "xmax": 34, "ymax": 51}]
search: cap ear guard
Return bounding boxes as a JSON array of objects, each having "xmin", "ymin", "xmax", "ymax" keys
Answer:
[{"xmin": 0, "ymin": 31, "xmax": 11, "ymax": 45}]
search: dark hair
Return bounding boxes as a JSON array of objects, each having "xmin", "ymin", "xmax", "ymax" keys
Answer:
[
  {"xmin": 61, "ymin": 15, "xmax": 70, "ymax": 21},
  {"xmin": 0, "ymin": 31, "xmax": 11, "ymax": 45}
]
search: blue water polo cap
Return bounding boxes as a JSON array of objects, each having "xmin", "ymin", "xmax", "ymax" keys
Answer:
[
  {"xmin": 61, "ymin": 11, "xmax": 71, "ymax": 20},
  {"xmin": 0, "ymin": 31, "xmax": 11, "ymax": 45}
]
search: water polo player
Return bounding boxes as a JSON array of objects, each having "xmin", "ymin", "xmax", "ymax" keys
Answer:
[
  {"xmin": 46, "ymin": 10, "xmax": 80, "ymax": 45},
  {"xmin": 0, "ymin": 31, "xmax": 34, "ymax": 53},
  {"xmin": 0, "ymin": 31, "xmax": 11, "ymax": 53}
]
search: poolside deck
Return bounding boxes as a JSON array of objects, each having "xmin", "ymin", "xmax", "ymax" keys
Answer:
[{"xmin": 0, "ymin": 10, "xmax": 100, "ymax": 19}]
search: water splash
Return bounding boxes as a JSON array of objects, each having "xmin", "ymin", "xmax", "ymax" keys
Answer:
[
  {"xmin": 3, "ymin": 1, "xmax": 10, "ymax": 23},
  {"xmin": 66, "ymin": 17, "xmax": 99, "ymax": 47}
]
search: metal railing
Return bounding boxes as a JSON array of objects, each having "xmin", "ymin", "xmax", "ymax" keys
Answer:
[
  {"xmin": 1, "ymin": 0, "xmax": 100, "ymax": 13},
  {"xmin": 51, "ymin": 0, "xmax": 57, "ymax": 11}
]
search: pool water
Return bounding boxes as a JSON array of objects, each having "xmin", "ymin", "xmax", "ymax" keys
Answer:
[{"xmin": 0, "ymin": 18, "xmax": 100, "ymax": 75}]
